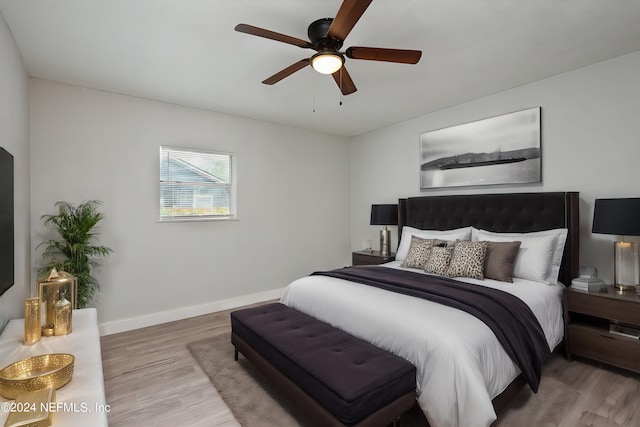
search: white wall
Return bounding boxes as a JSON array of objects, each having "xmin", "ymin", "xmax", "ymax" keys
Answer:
[
  {"xmin": 0, "ymin": 12, "xmax": 30, "ymax": 331},
  {"xmin": 30, "ymin": 80, "xmax": 350, "ymax": 333},
  {"xmin": 351, "ymin": 50, "xmax": 640, "ymax": 284}
]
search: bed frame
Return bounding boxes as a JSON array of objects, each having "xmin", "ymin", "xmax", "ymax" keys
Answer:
[{"xmin": 397, "ymin": 191, "xmax": 580, "ymax": 418}]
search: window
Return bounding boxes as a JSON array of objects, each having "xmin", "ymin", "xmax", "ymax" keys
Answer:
[{"xmin": 159, "ymin": 146, "xmax": 236, "ymax": 221}]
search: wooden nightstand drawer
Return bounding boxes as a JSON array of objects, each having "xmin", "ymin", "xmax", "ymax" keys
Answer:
[
  {"xmin": 566, "ymin": 289, "xmax": 640, "ymax": 325},
  {"xmin": 564, "ymin": 286, "xmax": 640, "ymax": 373},
  {"xmin": 568, "ymin": 324, "xmax": 640, "ymax": 373},
  {"xmin": 352, "ymin": 253, "xmax": 374, "ymax": 265}
]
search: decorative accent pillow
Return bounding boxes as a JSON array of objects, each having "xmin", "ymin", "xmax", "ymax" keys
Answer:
[
  {"xmin": 477, "ymin": 231, "xmax": 556, "ymax": 283},
  {"xmin": 424, "ymin": 245, "xmax": 453, "ymax": 276},
  {"xmin": 484, "ymin": 241, "xmax": 521, "ymax": 282},
  {"xmin": 401, "ymin": 236, "xmax": 441, "ymax": 269},
  {"xmin": 396, "ymin": 226, "xmax": 472, "ymax": 261},
  {"xmin": 446, "ymin": 240, "xmax": 488, "ymax": 280},
  {"xmin": 474, "ymin": 228, "xmax": 568, "ymax": 284}
]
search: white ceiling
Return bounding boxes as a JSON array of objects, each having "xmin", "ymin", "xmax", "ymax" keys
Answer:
[{"xmin": 2, "ymin": 0, "xmax": 640, "ymax": 137}]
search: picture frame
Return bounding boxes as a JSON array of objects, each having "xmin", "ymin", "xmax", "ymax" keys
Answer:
[{"xmin": 420, "ymin": 107, "xmax": 541, "ymax": 189}]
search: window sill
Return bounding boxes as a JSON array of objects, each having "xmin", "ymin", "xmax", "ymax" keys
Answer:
[{"xmin": 157, "ymin": 215, "xmax": 238, "ymax": 223}]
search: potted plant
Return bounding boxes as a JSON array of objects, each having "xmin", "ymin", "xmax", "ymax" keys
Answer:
[{"xmin": 38, "ymin": 200, "xmax": 113, "ymax": 308}]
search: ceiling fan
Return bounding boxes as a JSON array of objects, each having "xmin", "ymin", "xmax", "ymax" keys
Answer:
[{"xmin": 235, "ymin": 0, "xmax": 422, "ymax": 95}]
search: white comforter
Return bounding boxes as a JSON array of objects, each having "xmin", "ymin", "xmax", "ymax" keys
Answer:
[{"xmin": 280, "ymin": 261, "xmax": 564, "ymax": 427}]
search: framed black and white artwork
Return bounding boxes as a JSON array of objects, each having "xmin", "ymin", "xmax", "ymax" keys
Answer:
[{"xmin": 420, "ymin": 107, "xmax": 541, "ymax": 189}]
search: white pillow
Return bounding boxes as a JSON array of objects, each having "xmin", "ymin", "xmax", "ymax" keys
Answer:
[
  {"xmin": 470, "ymin": 226, "xmax": 481, "ymax": 241},
  {"xmin": 477, "ymin": 229, "xmax": 567, "ymax": 284},
  {"xmin": 396, "ymin": 226, "xmax": 472, "ymax": 261}
]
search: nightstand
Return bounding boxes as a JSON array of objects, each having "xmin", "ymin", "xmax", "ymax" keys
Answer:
[
  {"xmin": 564, "ymin": 286, "xmax": 640, "ymax": 373},
  {"xmin": 352, "ymin": 250, "xmax": 396, "ymax": 266}
]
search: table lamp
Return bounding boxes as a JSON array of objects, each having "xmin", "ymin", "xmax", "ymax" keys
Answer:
[
  {"xmin": 592, "ymin": 198, "xmax": 640, "ymax": 291},
  {"xmin": 370, "ymin": 204, "xmax": 398, "ymax": 256}
]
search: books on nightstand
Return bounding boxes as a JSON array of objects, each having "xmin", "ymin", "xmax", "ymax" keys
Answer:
[
  {"xmin": 609, "ymin": 322, "xmax": 640, "ymax": 339},
  {"xmin": 570, "ymin": 277, "xmax": 605, "ymax": 292}
]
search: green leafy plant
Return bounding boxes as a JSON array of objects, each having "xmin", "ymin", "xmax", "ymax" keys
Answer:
[{"xmin": 38, "ymin": 200, "xmax": 113, "ymax": 308}]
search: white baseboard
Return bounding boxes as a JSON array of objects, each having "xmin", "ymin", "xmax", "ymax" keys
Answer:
[{"xmin": 99, "ymin": 287, "xmax": 286, "ymax": 336}]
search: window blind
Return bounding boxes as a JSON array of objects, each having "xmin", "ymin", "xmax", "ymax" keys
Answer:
[{"xmin": 159, "ymin": 146, "xmax": 234, "ymax": 220}]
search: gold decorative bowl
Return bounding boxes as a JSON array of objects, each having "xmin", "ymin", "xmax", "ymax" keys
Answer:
[{"xmin": 0, "ymin": 353, "xmax": 75, "ymax": 399}]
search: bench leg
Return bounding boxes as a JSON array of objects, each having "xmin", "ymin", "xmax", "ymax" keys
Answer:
[
  {"xmin": 386, "ymin": 415, "xmax": 401, "ymax": 427},
  {"xmin": 234, "ymin": 348, "xmax": 239, "ymax": 361}
]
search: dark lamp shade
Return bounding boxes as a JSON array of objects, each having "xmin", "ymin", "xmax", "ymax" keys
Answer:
[
  {"xmin": 370, "ymin": 204, "xmax": 398, "ymax": 226},
  {"xmin": 592, "ymin": 198, "xmax": 640, "ymax": 236}
]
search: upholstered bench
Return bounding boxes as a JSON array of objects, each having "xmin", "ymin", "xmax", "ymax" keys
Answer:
[{"xmin": 230, "ymin": 303, "xmax": 416, "ymax": 427}]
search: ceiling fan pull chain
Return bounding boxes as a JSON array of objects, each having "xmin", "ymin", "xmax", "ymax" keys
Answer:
[
  {"xmin": 312, "ymin": 78, "xmax": 316, "ymax": 113},
  {"xmin": 339, "ymin": 69, "xmax": 343, "ymax": 106}
]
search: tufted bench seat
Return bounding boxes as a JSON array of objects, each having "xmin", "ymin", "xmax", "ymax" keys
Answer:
[{"xmin": 230, "ymin": 303, "xmax": 416, "ymax": 427}]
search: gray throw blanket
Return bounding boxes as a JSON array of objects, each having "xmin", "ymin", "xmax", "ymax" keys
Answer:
[{"xmin": 311, "ymin": 266, "xmax": 550, "ymax": 392}]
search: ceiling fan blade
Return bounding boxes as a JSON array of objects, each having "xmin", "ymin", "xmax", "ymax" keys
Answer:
[
  {"xmin": 328, "ymin": 0, "xmax": 373, "ymax": 41},
  {"xmin": 235, "ymin": 24, "xmax": 312, "ymax": 49},
  {"xmin": 346, "ymin": 47, "xmax": 422, "ymax": 64},
  {"xmin": 331, "ymin": 66, "xmax": 357, "ymax": 95},
  {"xmin": 262, "ymin": 59, "xmax": 310, "ymax": 85}
]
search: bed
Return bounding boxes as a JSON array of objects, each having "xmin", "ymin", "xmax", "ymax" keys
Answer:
[{"xmin": 281, "ymin": 192, "xmax": 579, "ymax": 427}]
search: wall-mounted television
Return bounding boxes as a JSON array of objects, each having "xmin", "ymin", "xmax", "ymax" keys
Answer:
[{"xmin": 0, "ymin": 147, "xmax": 14, "ymax": 296}]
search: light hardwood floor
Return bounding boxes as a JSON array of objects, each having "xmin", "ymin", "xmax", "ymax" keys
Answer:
[
  {"xmin": 101, "ymin": 308, "xmax": 241, "ymax": 427},
  {"xmin": 101, "ymin": 305, "xmax": 640, "ymax": 427}
]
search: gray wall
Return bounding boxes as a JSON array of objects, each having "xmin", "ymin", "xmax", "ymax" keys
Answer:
[
  {"xmin": 350, "ymin": 50, "xmax": 640, "ymax": 284},
  {"xmin": 0, "ymin": 12, "xmax": 30, "ymax": 331},
  {"xmin": 29, "ymin": 80, "xmax": 351, "ymax": 333}
]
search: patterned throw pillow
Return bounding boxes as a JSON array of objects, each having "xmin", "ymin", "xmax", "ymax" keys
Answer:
[
  {"xmin": 446, "ymin": 240, "xmax": 488, "ymax": 280},
  {"xmin": 401, "ymin": 236, "xmax": 441, "ymax": 269},
  {"xmin": 423, "ymin": 245, "xmax": 453, "ymax": 276}
]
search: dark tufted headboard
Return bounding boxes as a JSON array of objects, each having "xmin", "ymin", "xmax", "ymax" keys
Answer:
[{"xmin": 398, "ymin": 192, "xmax": 579, "ymax": 285}]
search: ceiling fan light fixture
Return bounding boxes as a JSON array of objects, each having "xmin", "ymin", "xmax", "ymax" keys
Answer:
[{"xmin": 311, "ymin": 51, "xmax": 344, "ymax": 74}]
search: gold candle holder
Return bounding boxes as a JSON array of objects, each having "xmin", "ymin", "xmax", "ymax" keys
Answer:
[
  {"xmin": 54, "ymin": 293, "xmax": 72, "ymax": 336},
  {"xmin": 38, "ymin": 269, "xmax": 77, "ymax": 327},
  {"xmin": 24, "ymin": 297, "xmax": 41, "ymax": 345},
  {"xmin": 41, "ymin": 325, "xmax": 55, "ymax": 337}
]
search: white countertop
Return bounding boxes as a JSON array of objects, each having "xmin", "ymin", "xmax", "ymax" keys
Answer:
[{"xmin": 0, "ymin": 308, "xmax": 109, "ymax": 426}]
